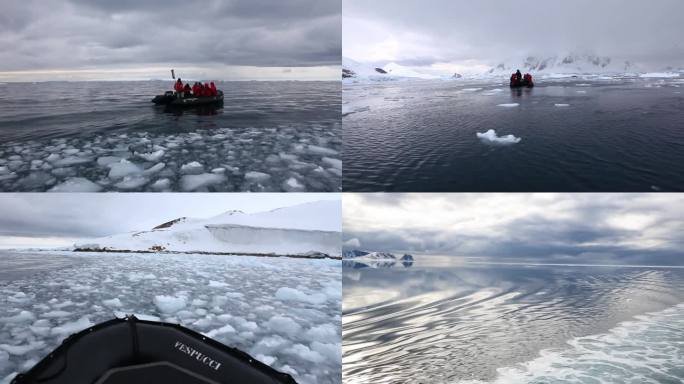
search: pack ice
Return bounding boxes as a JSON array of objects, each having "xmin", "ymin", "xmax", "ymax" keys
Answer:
[{"xmin": 0, "ymin": 251, "xmax": 341, "ymax": 384}]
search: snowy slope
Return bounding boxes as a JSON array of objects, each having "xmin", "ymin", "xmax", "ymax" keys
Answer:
[
  {"xmin": 483, "ymin": 53, "xmax": 680, "ymax": 77},
  {"xmin": 74, "ymin": 201, "xmax": 341, "ymax": 257},
  {"xmin": 342, "ymin": 251, "xmax": 414, "ymax": 261}
]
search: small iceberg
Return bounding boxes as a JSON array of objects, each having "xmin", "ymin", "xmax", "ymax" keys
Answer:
[
  {"xmin": 477, "ymin": 129, "xmax": 521, "ymax": 145},
  {"xmin": 640, "ymin": 72, "xmax": 680, "ymax": 78},
  {"xmin": 554, "ymin": 103, "xmax": 570, "ymax": 107},
  {"xmin": 497, "ymin": 103, "xmax": 519, "ymax": 107}
]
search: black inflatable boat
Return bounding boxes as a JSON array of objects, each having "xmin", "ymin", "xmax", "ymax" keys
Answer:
[
  {"xmin": 509, "ymin": 80, "xmax": 534, "ymax": 88},
  {"xmin": 11, "ymin": 316, "xmax": 296, "ymax": 384},
  {"xmin": 152, "ymin": 91, "xmax": 224, "ymax": 107}
]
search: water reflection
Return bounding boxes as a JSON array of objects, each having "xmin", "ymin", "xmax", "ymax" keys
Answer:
[
  {"xmin": 343, "ymin": 256, "xmax": 684, "ymax": 383},
  {"xmin": 342, "ymin": 260, "xmax": 414, "ymax": 269}
]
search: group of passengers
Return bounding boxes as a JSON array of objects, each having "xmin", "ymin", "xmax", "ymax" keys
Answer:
[
  {"xmin": 510, "ymin": 69, "xmax": 533, "ymax": 85},
  {"xmin": 173, "ymin": 78, "xmax": 219, "ymax": 98}
]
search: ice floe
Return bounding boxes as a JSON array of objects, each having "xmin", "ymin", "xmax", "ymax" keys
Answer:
[
  {"xmin": 497, "ymin": 103, "xmax": 519, "ymax": 108},
  {"xmin": 0, "ymin": 124, "xmax": 341, "ymax": 192},
  {"xmin": 477, "ymin": 129, "xmax": 521, "ymax": 145},
  {"xmin": 0, "ymin": 251, "xmax": 341, "ymax": 384}
]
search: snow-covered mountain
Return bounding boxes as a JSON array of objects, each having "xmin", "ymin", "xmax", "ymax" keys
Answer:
[
  {"xmin": 344, "ymin": 53, "xmax": 683, "ymax": 82},
  {"xmin": 342, "ymin": 250, "xmax": 414, "ymax": 261},
  {"xmin": 343, "ymin": 57, "xmax": 444, "ymax": 81},
  {"xmin": 487, "ymin": 54, "xmax": 639, "ymax": 75},
  {"xmin": 74, "ymin": 201, "xmax": 341, "ymax": 257}
]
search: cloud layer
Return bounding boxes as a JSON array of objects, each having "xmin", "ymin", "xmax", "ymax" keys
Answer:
[
  {"xmin": 343, "ymin": 0, "xmax": 684, "ymax": 70},
  {"xmin": 1, "ymin": 0, "xmax": 341, "ymax": 79},
  {"xmin": 343, "ymin": 194, "xmax": 684, "ymax": 265}
]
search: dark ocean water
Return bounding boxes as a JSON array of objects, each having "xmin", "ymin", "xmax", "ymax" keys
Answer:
[
  {"xmin": 343, "ymin": 76, "xmax": 684, "ymax": 192},
  {"xmin": 0, "ymin": 81, "xmax": 341, "ymax": 192},
  {"xmin": 343, "ymin": 257, "xmax": 684, "ymax": 384}
]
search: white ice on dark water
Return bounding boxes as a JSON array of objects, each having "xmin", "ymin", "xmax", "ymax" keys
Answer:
[
  {"xmin": 458, "ymin": 303, "xmax": 684, "ymax": 384},
  {"xmin": 0, "ymin": 124, "xmax": 341, "ymax": 192},
  {"xmin": 497, "ymin": 103, "xmax": 519, "ymax": 108},
  {"xmin": 554, "ymin": 104, "xmax": 570, "ymax": 107},
  {"xmin": 477, "ymin": 130, "xmax": 521, "ymax": 145},
  {"xmin": 0, "ymin": 251, "xmax": 341, "ymax": 384}
]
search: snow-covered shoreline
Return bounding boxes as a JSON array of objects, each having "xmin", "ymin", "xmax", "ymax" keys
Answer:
[{"xmin": 74, "ymin": 200, "xmax": 342, "ymax": 257}]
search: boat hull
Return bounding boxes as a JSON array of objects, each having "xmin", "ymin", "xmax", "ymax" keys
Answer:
[{"xmin": 11, "ymin": 316, "xmax": 296, "ymax": 384}]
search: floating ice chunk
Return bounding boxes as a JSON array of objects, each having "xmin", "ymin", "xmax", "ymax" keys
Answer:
[
  {"xmin": 180, "ymin": 174, "xmax": 226, "ymax": 191},
  {"xmin": 103, "ymin": 298, "xmax": 122, "ymax": 308},
  {"xmin": 143, "ymin": 163, "xmax": 165, "ymax": 175},
  {"xmin": 1, "ymin": 310, "xmax": 35, "ymax": 323},
  {"xmin": 245, "ymin": 171, "xmax": 271, "ymax": 182},
  {"xmin": 305, "ymin": 324, "xmax": 338, "ymax": 343},
  {"xmin": 306, "ymin": 145, "xmax": 339, "ymax": 156},
  {"xmin": 462, "ymin": 88, "xmax": 482, "ymax": 92},
  {"xmin": 29, "ymin": 320, "xmax": 52, "ymax": 337},
  {"xmin": 285, "ymin": 344, "xmax": 324, "ymax": 363},
  {"xmin": 42, "ymin": 310, "xmax": 72, "ymax": 318},
  {"xmin": 554, "ymin": 103, "xmax": 570, "ymax": 107},
  {"xmin": 48, "ymin": 177, "xmax": 103, "ymax": 192},
  {"xmin": 266, "ymin": 315, "xmax": 301, "ymax": 336},
  {"xmin": 96, "ymin": 156, "xmax": 122, "ymax": 166},
  {"xmin": 255, "ymin": 354, "xmax": 277, "ymax": 366},
  {"xmin": 150, "ymin": 178, "xmax": 171, "ymax": 191},
  {"xmin": 154, "ymin": 295, "xmax": 186, "ymax": 313},
  {"xmin": 137, "ymin": 150, "xmax": 165, "ymax": 162},
  {"xmin": 208, "ymin": 280, "xmax": 229, "ymax": 288},
  {"xmin": 51, "ymin": 316, "xmax": 93, "ymax": 336},
  {"xmin": 115, "ymin": 175, "xmax": 149, "ymax": 190},
  {"xmin": 497, "ymin": 103, "xmax": 519, "ymax": 107},
  {"xmin": 282, "ymin": 177, "xmax": 306, "ymax": 192},
  {"xmin": 53, "ymin": 156, "xmax": 92, "ymax": 167},
  {"xmin": 205, "ymin": 324, "xmax": 236, "ymax": 338},
  {"xmin": 0, "ymin": 341, "xmax": 46, "ymax": 356},
  {"xmin": 279, "ymin": 365, "xmax": 298, "ymax": 377},
  {"xmin": 276, "ymin": 287, "xmax": 327, "ymax": 305},
  {"xmin": 311, "ymin": 341, "xmax": 341, "ymax": 362},
  {"xmin": 211, "ymin": 168, "xmax": 226, "ymax": 174},
  {"xmin": 279, "ymin": 153, "xmax": 298, "ymax": 161},
  {"xmin": 576, "ymin": 90, "xmax": 587, "ymax": 94},
  {"xmin": 477, "ymin": 129, "xmax": 521, "ymax": 145},
  {"xmin": 322, "ymin": 157, "xmax": 342, "ymax": 170},
  {"xmin": 45, "ymin": 153, "xmax": 61, "ymax": 162},
  {"xmin": 108, "ymin": 159, "xmax": 142, "ymax": 179},
  {"xmin": 640, "ymin": 72, "xmax": 680, "ymax": 78},
  {"xmin": 180, "ymin": 161, "xmax": 204, "ymax": 175}
]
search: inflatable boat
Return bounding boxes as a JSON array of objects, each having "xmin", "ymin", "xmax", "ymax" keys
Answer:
[
  {"xmin": 509, "ymin": 80, "xmax": 534, "ymax": 88},
  {"xmin": 152, "ymin": 91, "xmax": 224, "ymax": 107},
  {"xmin": 11, "ymin": 316, "xmax": 296, "ymax": 384}
]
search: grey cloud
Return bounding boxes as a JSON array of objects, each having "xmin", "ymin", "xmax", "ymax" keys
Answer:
[
  {"xmin": 344, "ymin": 0, "xmax": 684, "ymax": 68},
  {"xmin": 1, "ymin": 0, "xmax": 341, "ymax": 72},
  {"xmin": 344, "ymin": 194, "xmax": 684, "ymax": 265}
]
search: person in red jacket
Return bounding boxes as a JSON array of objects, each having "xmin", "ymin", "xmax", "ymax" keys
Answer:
[
  {"xmin": 202, "ymin": 83, "xmax": 210, "ymax": 97},
  {"xmin": 210, "ymin": 82, "xmax": 218, "ymax": 97},
  {"xmin": 192, "ymin": 82, "xmax": 200, "ymax": 96},
  {"xmin": 183, "ymin": 83, "xmax": 191, "ymax": 97},
  {"xmin": 174, "ymin": 78, "xmax": 184, "ymax": 93}
]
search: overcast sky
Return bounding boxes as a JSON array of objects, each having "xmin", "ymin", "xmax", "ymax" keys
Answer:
[
  {"xmin": 344, "ymin": 0, "xmax": 684, "ymax": 73},
  {"xmin": 0, "ymin": 0, "xmax": 340, "ymax": 81},
  {"xmin": 0, "ymin": 193, "xmax": 340, "ymax": 248},
  {"xmin": 344, "ymin": 194, "xmax": 684, "ymax": 266}
]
